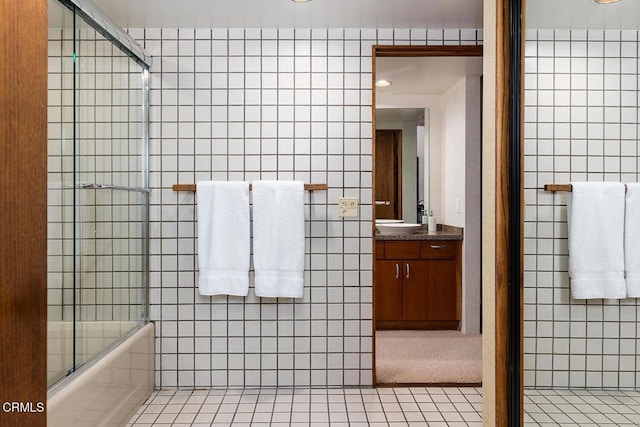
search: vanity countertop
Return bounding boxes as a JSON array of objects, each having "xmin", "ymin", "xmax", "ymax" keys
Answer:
[{"xmin": 375, "ymin": 224, "xmax": 463, "ymax": 241}]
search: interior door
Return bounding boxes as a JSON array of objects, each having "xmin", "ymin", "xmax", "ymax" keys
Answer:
[{"xmin": 375, "ymin": 129, "xmax": 402, "ymax": 219}]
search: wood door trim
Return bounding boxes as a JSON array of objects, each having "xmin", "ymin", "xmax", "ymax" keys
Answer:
[
  {"xmin": 0, "ymin": 0, "xmax": 48, "ymax": 425},
  {"xmin": 396, "ymin": 130, "xmax": 403, "ymax": 219},
  {"xmin": 371, "ymin": 44, "xmax": 483, "ymax": 388},
  {"xmin": 375, "ymin": 45, "xmax": 483, "ymax": 57},
  {"xmin": 494, "ymin": 0, "xmax": 521, "ymax": 424}
]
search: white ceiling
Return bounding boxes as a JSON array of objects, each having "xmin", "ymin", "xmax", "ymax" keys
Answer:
[
  {"xmin": 71, "ymin": 0, "xmax": 640, "ymax": 34},
  {"xmin": 376, "ymin": 56, "xmax": 483, "ymax": 98},
  {"xmin": 90, "ymin": 0, "xmax": 483, "ymax": 29},
  {"xmin": 376, "ymin": 108, "xmax": 424, "ymax": 123},
  {"xmin": 527, "ymin": 0, "xmax": 640, "ymax": 30},
  {"xmin": 84, "ymin": 0, "xmax": 640, "ymax": 33}
]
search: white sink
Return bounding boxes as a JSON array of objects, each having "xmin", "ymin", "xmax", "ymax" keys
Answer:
[
  {"xmin": 376, "ymin": 223, "xmax": 422, "ymax": 235},
  {"xmin": 375, "ymin": 219, "xmax": 403, "ymax": 225}
]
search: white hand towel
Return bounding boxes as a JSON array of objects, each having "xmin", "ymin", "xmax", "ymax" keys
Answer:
[
  {"xmin": 567, "ymin": 182, "xmax": 626, "ymax": 299},
  {"xmin": 625, "ymin": 183, "xmax": 640, "ymax": 297},
  {"xmin": 252, "ymin": 180, "xmax": 305, "ymax": 298},
  {"xmin": 196, "ymin": 181, "xmax": 250, "ymax": 296}
]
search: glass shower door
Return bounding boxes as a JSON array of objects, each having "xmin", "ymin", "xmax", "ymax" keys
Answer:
[
  {"xmin": 74, "ymin": 16, "xmax": 147, "ymax": 367},
  {"xmin": 47, "ymin": 0, "xmax": 78, "ymax": 387},
  {"xmin": 47, "ymin": 0, "xmax": 149, "ymax": 387}
]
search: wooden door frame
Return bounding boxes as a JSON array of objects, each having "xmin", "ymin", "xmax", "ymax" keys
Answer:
[
  {"xmin": 489, "ymin": 0, "xmax": 524, "ymax": 425},
  {"xmin": 0, "ymin": 0, "xmax": 48, "ymax": 426},
  {"xmin": 371, "ymin": 44, "xmax": 484, "ymax": 386},
  {"xmin": 506, "ymin": 0, "xmax": 525, "ymax": 424},
  {"xmin": 371, "ymin": 10, "xmax": 522, "ymax": 420}
]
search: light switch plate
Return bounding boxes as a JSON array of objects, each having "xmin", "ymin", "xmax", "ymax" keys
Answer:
[{"xmin": 338, "ymin": 197, "xmax": 358, "ymax": 217}]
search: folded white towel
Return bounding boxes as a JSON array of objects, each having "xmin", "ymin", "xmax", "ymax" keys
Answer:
[
  {"xmin": 625, "ymin": 183, "xmax": 640, "ymax": 297},
  {"xmin": 252, "ymin": 181, "xmax": 305, "ymax": 298},
  {"xmin": 196, "ymin": 181, "xmax": 250, "ymax": 296},
  {"xmin": 567, "ymin": 182, "xmax": 626, "ymax": 299}
]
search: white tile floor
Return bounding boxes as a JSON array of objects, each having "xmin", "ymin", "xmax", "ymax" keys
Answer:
[
  {"xmin": 524, "ymin": 388, "xmax": 640, "ymax": 426},
  {"xmin": 126, "ymin": 387, "xmax": 483, "ymax": 426},
  {"xmin": 127, "ymin": 386, "xmax": 640, "ymax": 426}
]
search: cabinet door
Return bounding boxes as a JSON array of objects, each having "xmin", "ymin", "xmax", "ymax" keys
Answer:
[
  {"xmin": 403, "ymin": 260, "xmax": 457, "ymax": 321},
  {"xmin": 426, "ymin": 260, "xmax": 458, "ymax": 321},
  {"xmin": 374, "ymin": 260, "xmax": 403, "ymax": 321},
  {"xmin": 401, "ymin": 260, "xmax": 430, "ymax": 321}
]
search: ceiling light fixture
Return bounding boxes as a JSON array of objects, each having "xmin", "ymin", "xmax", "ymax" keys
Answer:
[
  {"xmin": 593, "ymin": 0, "xmax": 621, "ymax": 4},
  {"xmin": 291, "ymin": 0, "xmax": 312, "ymax": 3},
  {"xmin": 375, "ymin": 80, "xmax": 392, "ymax": 87}
]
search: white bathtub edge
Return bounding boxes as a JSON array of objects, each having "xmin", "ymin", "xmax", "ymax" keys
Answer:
[{"xmin": 47, "ymin": 322, "xmax": 155, "ymax": 427}]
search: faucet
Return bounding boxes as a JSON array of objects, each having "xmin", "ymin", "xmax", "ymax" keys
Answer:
[{"xmin": 417, "ymin": 200, "xmax": 425, "ymax": 223}]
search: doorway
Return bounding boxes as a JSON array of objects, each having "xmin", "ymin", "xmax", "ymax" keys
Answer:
[{"xmin": 372, "ymin": 45, "xmax": 483, "ymax": 386}]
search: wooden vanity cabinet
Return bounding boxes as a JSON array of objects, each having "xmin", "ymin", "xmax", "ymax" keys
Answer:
[{"xmin": 375, "ymin": 239, "xmax": 461, "ymax": 330}]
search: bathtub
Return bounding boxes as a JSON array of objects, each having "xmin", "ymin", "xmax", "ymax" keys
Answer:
[{"xmin": 47, "ymin": 322, "xmax": 154, "ymax": 427}]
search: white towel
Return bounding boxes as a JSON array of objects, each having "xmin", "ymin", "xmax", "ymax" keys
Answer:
[
  {"xmin": 252, "ymin": 180, "xmax": 305, "ymax": 298},
  {"xmin": 196, "ymin": 181, "xmax": 250, "ymax": 296},
  {"xmin": 625, "ymin": 183, "xmax": 640, "ymax": 297},
  {"xmin": 567, "ymin": 182, "xmax": 626, "ymax": 299}
]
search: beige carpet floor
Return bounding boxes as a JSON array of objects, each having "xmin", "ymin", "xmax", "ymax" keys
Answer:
[{"xmin": 376, "ymin": 330, "xmax": 482, "ymax": 385}]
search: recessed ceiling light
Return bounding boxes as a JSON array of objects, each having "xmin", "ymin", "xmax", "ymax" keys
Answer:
[
  {"xmin": 375, "ymin": 80, "xmax": 392, "ymax": 87},
  {"xmin": 593, "ymin": 0, "xmax": 621, "ymax": 4},
  {"xmin": 291, "ymin": 0, "xmax": 311, "ymax": 3}
]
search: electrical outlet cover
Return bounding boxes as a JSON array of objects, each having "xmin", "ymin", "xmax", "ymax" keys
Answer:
[{"xmin": 338, "ymin": 197, "xmax": 358, "ymax": 217}]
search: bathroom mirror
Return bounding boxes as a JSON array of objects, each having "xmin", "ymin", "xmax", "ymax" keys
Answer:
[{"xmin": 374, "ymin": 50, "xmax": 483, "ymax": 223}]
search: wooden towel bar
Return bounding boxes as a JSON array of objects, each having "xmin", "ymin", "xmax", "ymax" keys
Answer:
[
  {"xmin": 543, "ymin": 184, "xmax": 573, "ymax": 192},
  {"xmin": 172, "ymin": 183, "xmax": 328, "ymax": 192},
  {"xmin": 544, "ymin": 184, "xmax": 628, "ymax": 192}
]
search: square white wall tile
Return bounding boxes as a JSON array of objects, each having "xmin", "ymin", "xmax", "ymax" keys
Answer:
[{"xmin": 132, "ymin": 26, "xmax": 482, "ymax": 389}]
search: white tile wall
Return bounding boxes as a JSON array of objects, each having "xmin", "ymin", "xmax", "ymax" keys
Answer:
[
  {"xmin": 524, "ymin": 29, "xmax": 640, "ymax": 389},
  {"xmin": 131, "ymin": 27, "xmax": 483, "ymax": 388}
]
